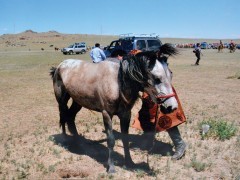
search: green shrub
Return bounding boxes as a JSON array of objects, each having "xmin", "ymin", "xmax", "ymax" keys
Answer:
[
  {"xmin": 190, "ymin": 158, "xmax": 207, "ymax": 172},
  {"xmin": 199, "ymin": 119, "xmax": 237, "ymax": 141}
]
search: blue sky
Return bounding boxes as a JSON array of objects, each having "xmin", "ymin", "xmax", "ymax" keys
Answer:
[{"xmin": 0, "ymin": 0, "xmax": 239, "ymax": 39}]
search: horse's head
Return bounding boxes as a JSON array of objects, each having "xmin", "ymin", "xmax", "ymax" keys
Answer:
[
  {"xmin": 120, "ymin": 44, "xmax": 178, "ymax": 113},
  {"xmin": 144, "ymin": 57, "xmax": 178, "ymax": 113},
  {"xmin": 136, "ymin": 44, "xmax": 178, "ymax": 113}
]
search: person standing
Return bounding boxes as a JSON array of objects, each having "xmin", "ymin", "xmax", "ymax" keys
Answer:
[
  {"xmin": 90, "ymin": 43, "xmax": 106, "ymax": 63},
  {"xmin": 133, "ymin": 89, "xmax": 187, "ymax": 160},
  {"xmin": 132, "ymin": 48, "xmax": 187, "ymax": 160},
  {"xmin": 220, "ymin": 40, "xmax": 223, "ymax": 46},
  {"xmin": 193, "ymin": 43, "xmax": 201, "ymax": 65}
]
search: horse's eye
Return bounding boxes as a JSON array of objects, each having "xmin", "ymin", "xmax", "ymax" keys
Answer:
[{"xmin": 155, "ymin": 78, "xmax": 161, "ymax": 84}]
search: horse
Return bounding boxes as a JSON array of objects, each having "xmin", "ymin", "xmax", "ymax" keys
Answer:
[
  {"xmin": 229, "ymin": 43, "xmax": 236, "ymax": 53},
  {"xmin": 50, "ymin": 43, "xmax": 178, "ymax": 173},
  {"xmin": 218, "ymin": 44, "xmax": 223, "ymax": 52}
]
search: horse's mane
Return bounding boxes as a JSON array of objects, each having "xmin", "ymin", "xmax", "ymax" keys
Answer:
[
  {"xmin": 118, "ymin": 52, "xmax": 156, "ymax": 105},
  {"xmin": 120, "ymin": 51, "xmax": 156, "ymax": 88},
  {"xmin": 158, "ymin": 43, "xmax": 179, "ymax": 58}
]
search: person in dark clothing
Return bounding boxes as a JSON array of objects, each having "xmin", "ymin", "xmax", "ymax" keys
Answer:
[
  {"xmin": 193, "ymin": 43, "xmax": 201, "ymax": 65},
  {"xmin": 136, "ymin": 92, "xmax": 187, "ymax": 160}
]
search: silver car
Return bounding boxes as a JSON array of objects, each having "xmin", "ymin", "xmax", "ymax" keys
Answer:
[{"xmin": 62, "ymin": 42, "xmax": 87, "ymax": 55}]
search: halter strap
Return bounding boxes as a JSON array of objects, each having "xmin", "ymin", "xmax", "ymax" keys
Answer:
[
  {"xmin": 156, "ymin": 92, "xmax": 176, "ymax": 99},
  {"xmin": 156, "ymin": 86, "xmax": 176, "ymax": 100}
]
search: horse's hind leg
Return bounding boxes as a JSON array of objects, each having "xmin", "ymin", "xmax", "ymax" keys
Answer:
[
  {"xmin": 58, "ymin": 92, "xmax": 70, "ymax": 135},
  {"xmin": 53, "ymin": 75, "xmax": 70, "ymax": 135},
  {"xmin": 53, "ymin": 69, "xmax": 79, "ymax": 135},
  {"xmin": 67, "ymin": 100, "xmax": 82, "ymax": 136}
]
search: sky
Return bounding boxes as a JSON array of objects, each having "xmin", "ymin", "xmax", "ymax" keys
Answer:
[{"xmin": 0, "ymin": 0, "xmax": 239, "ymax": 39}]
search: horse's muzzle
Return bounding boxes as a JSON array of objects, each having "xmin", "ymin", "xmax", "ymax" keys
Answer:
[{"xmin": 160, "ymin": 105, "xmax": 177, "ymax": 114}]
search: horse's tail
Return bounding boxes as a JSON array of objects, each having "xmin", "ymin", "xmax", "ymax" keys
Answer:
[
  {"xmin": 49, "ymin": 66, "xmax": 68, "ymax": 133},
  {"xmin": 159, "ymin": 43, "xmax": 179, "ymax": 57},
  {"xmin": 49, "ymin": 67, "xmax": 57, "ymax": 79}
]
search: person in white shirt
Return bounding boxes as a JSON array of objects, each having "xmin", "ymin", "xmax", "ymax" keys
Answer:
[{"xmin": 90, "ymin": 43, "xmax": 106, "ymax": 63}]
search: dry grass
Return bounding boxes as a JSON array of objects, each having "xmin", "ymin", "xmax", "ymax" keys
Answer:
[{"xmin": 0, "ymin": 32, "xmax": 239, "ymax": 179}]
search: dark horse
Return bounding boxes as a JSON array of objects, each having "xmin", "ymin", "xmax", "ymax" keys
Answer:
[
  {"xmin": 50, "ymin": 43, "xmax": 178, "ymax": 173},
  {"xmin": 218, "ymin": 44, "xmax": 223, "ymax": 53},
  {"xmin": 229, "ymin": 43, "xmax": 236, "ymax": 53}
]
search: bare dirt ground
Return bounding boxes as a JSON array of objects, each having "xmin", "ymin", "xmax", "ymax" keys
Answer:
[{"xmin": 0, "ymin": 32, "xmax": 239, "ymax": 179}]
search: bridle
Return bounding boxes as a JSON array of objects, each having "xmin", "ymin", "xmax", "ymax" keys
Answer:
[
  {"xmin": 156, "ymin": 92, "xmax": 176, "ymax": 100},
  {"xmin": 155, "ymin": 60, "xmax": 176, "ymax": 103}
]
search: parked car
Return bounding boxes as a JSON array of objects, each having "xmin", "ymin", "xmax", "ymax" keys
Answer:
[
  {"xmin": 200, "ymin": 42, "xmax": 210, "ymax": 49},
  {"xmin": 103, "ymin": 34, "xmax": 162, "ymax": 57},
  {"xmin": 223, "ymin": 43, "xmax": 229, "ymax": 48},
  {"xmin": 62, "ymin": 42, "xmax": 87, "ymax": 55},
  {"xmin": 236, "ymin": 44, "xmax": 240, "ymax": 49},
  {"xmin": 211, "ymin": 43, "xmax": 220, "ymax": 49}
]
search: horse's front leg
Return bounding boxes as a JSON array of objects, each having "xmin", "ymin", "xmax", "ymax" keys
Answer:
[
  {"xmin": 119, "ymin": 111, "xmax": 135, "ymax": 168},
  {"xmin": 102, "ymin": 110, "xmax": 115, "ymax": 173}
]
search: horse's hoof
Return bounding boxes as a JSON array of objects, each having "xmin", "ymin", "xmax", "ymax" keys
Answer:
[
  {"xmin": 125, "ymin": 160, "xmax": 135, "ymax": 169},
  {"xmin": 107, "ymin": 166, "xmax": 116, "ymax": 173},
  {"xmin": 62, "ymin": 132, "xmax": 67, "ymax": 136},
  {"xmin": 69, "ymin": 130, "xmax": 79, "ymax": 137},
  {"xmin": 72, "ymin": 132, "xmax": 79, "ymax": 137}
]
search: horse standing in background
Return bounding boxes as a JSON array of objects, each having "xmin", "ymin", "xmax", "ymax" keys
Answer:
[
  {"xmin": 229, "ymin": 43, "xmax": 236, "ymax": 53},
  {"xmin": 218, "ymin": 44, "xmax": 223, "ymax": 52}
]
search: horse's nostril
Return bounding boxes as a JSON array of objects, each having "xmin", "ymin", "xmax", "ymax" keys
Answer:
[
  {"xmin": 167, "ymin": 106, "xmax": 173, "ymax": 112},
  {"xmin": 160, "ymin": 105, "xmax": 175, "ymax": 114}
]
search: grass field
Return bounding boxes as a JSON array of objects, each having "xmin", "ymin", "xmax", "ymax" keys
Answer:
[{"xmin": 0, "ymin": 32, "xmax": 239, "ymax": 179}]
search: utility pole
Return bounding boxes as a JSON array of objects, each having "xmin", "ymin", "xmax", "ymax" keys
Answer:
[{"xmin": 100, "ymin": 24, "xmax": 102, "ymax": 42}]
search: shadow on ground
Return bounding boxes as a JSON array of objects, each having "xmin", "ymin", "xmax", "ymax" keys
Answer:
[{"xmin": 51, "ymin": 130, "xmax": 174, "ymax": 174}]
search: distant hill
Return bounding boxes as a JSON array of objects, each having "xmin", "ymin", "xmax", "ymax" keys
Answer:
[
  {"xmin": 20, "ymin": 30, "xmax": 61, "ymax": 34},
  {"xmin": 23, "ymin": 29, "xmax": 38, "ymax": 34},
  {"xmin": 47, "ymin": 30, "xmax": 60, "ymax": 34}
]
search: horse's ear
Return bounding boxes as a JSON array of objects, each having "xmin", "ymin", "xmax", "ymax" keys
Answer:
[
  {"xmin": 121, "ymin": 60, "xmax": 129, "ymax": 73},
  {"xmin": 158, "ymin": 56, "xmax": 168, "ymax": 64},
  {"xmin": 148, "ymin": 58, "xmax": 157, "ymax": 69}
]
